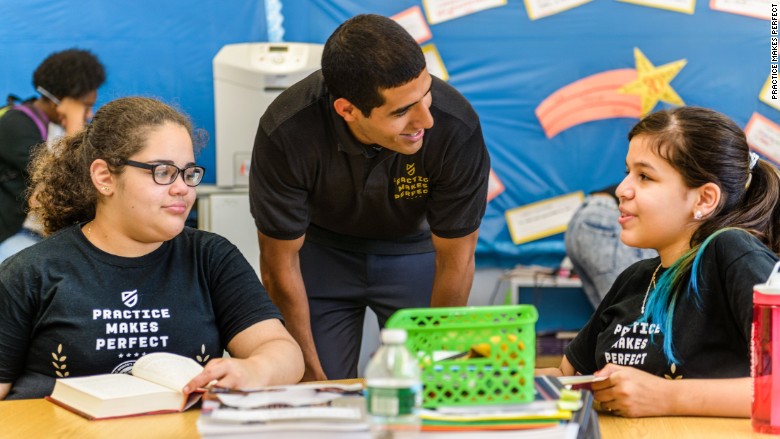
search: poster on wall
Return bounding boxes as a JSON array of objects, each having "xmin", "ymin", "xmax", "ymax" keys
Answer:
[
  {"xmin": 505, "ymin": 192, "xmax": 584, "ymax": 245},
  {"xmin": 536, "ymin": 48, "xmax": 686, "ymax": 138},
  {"xmin": 487, "ymin": 169, "xmax": 505, "ymax": 202},
  {"xmin": 391, "ymin": 6, "xmax": 432, "ymax": 44},
  {"xmin": 422, "ymin": 0, "xmax": 507, "ymax": 24},
  {"xmin": 422, "ymin": 44, "xmax": 449, "ymax": 81},
  {"xmin": 616, "ymin": 0, "xmax": 696, "ymax": 14},
  {"xmin": 523, "ymin": 0, "xmax": 593, "ymax": 20},
  {"xmin": 760, "ymin": 73, "xmax": 780, "ymax": 111},
  {"xmin": 745, "ymin": 112, "xmax": 780, "ymax": 166},
  {"xmin": 709, "ymin": 0, "xmax": 770, "ymax": 20}
]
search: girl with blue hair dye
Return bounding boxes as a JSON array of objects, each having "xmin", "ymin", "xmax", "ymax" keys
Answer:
[{"xmin": 540, "ymin": 106, "xmax": 780, "ymax": 418}]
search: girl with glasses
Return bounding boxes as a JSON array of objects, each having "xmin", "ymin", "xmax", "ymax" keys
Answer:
[{"xmin": 0, "ymin": 96, "xmax": 304, "ymax": 400}]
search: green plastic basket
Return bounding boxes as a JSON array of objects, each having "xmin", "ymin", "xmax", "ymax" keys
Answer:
[{"xmin": 385, "ymin": 304, "xmax": 538, "ymax": 408}]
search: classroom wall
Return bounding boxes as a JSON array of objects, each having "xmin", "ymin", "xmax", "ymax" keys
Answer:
[{"xmin": 0, "ymin": 1, "xmax": 771, "ymax": 268}]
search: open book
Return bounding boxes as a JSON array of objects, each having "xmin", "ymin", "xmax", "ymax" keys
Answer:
[{"xmin": 46, "ymin": 352, "xmax": 205, "ymax": 420}]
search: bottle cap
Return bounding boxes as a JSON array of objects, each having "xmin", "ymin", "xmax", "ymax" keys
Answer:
[
  {"xmin": 754, "ymin": 261, "xmax": 780, "ymax": 305},
  {"xmin": 381, "ymin": 328, "xmax": 407, "ymax": 344}
]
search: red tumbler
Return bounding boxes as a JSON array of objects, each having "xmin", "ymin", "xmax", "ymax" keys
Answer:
[{"xmin": 752, "ymin": 261, "xmax": 780, "ymax": 434}]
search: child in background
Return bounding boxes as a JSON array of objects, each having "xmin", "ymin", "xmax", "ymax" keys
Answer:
[{"xmin": 0, "ymin": 48, "xmax": 106, "ymax": 261}]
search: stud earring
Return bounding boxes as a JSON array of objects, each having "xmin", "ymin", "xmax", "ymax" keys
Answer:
[
  {"xmin": 694, "ymin": 210, "xmax": 703, "ymax": 220},
  {"xmin": 102, "ymin": 187, "xmax": 110, "ymax": 191}
]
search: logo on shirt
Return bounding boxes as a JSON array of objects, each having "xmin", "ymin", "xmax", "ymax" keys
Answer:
[
  {"xmin": 122, "ymin": 289, "xmax": 138, "ymax": 308},
  {"xmin": 394, "ymin": 161, "xmax": 429, "ymax": 200}
]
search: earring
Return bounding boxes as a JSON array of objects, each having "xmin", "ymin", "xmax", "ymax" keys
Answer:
[
  {"xmin": 102, "ymin": 187, "xmax": 110, "ymax": 191},
  {"xmin": 694, "ymin": 210, "xmax": 703, "ymax": 220}
]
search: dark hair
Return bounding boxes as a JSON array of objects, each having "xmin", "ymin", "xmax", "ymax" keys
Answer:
[
  {"xmin": 28, "ymin": 97, "xmax": 204, "ymax": 234},
  {"xmin": 630, "ymin": 106, "xmax": 780, "ymax": 364},
  {"xmin": 628, "ymin": 106, "xmax": 780, "ymax": 252},
  {"xmin": 321, "ymin": 14, "xmax": 426, "ymax": 117},
  {"xmin": 33, "ymin": 48, "xmax": 106, "ymax": 100}
]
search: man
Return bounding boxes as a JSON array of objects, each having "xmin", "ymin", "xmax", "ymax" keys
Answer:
[{"xmin": 249, "ymin": 14, "xmax": 490, "ymax": 380}]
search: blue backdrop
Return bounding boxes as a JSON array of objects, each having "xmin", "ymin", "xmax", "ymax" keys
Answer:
[{"xmin": 0, "ymin": 0, "xmax": 771, "ymax": 268}]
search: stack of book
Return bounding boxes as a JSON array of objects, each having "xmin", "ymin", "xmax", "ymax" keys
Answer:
[
  {"xmin": 419, "ymin": 375, "xmax": 599, "ymax": 439},
  {"xmin": 196, "ymin": 383, "xmax": 369, "ymax": 438}
]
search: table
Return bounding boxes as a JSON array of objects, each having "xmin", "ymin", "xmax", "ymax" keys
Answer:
[{"xmin": 0, "ymin": 397, "xmax": 769, "ymax": 439}]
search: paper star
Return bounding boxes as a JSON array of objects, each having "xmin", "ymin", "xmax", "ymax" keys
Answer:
[{"xmin": 619, "ymin": 47, "xmax": 687, "ymax": 116}]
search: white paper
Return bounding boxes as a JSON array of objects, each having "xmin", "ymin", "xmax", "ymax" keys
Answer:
[
  {"xmin": 616, "ymin": 0, "xmax": 696, "ymax": 14},
  {"xmin": 761, "ymin": 73, "xmax": 780, "ymax": 111},
  {"xmin": 524, "ymin": 0, "xmax": 593, "ymax": 20},
  {"xmin": 505, "ymin": 192, "xmax": 584, "ymax": 245},
  {"xmin": 710, "ymin": 0, "xmax": 771, "ymax": 19},
  {"xmin": 391, "ymin": 6, "xmax": 432, "ymax": 44},
  {"xmin": 422, "ymin": 44, "xmax": 449, "ymax": 81},
  {"xmin": 746, "ymin": 112, "xmax": 780, "ymax": 166},
  {"xmin": 422, "ymin": 0, "xmax": 507, "ymax": 25}
]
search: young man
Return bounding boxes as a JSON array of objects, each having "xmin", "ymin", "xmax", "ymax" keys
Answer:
[{"xmin": 249, "ymin": 14, "xmax": 490, "ymax": 380}]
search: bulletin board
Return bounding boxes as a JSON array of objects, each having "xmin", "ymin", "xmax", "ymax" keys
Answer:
[
  {"xmin": 279, "ymin": 0, "xmax": 772, "ymax": 267},
  {"xmin": 0, "ymin": 0, "xmax": 773, "ymax": 268}
]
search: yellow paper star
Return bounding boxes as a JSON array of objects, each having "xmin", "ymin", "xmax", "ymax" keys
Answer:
[{"xmin": 619, "ymin": 48, "xmax": 687, "ymax": 116}]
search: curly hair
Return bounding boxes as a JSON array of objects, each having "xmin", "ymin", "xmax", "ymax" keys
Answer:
[
  {"xmin": 28, "ymin": 97, "xmax": 205, "ymax": 234},
  {"xmin": 33, "ymin": 48, "xmax": 106, "ymax": 100}
]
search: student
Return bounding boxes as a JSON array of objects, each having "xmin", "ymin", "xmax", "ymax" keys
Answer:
[
  {"xmin": 0, "ymin": 97, "xmax": 304, "ymax": 400},
  {"xmin": 0, "ymin": 48, "xmax": 106, "ymax": 261},
  {"xmin": 539, "ymin": 106, "xmax": 780, "ymax": 418},
  {"xmin": 565, "ymin": 184, "xmax": 656, "ymax": 308},
  {"xmin": 249, "ymin": 14, "xmax": 490, "ymax": 380}
]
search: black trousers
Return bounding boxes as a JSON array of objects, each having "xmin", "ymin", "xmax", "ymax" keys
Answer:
[{"xmin": 299, "ymin": 240, "xmax": 434, "ymax": 379}]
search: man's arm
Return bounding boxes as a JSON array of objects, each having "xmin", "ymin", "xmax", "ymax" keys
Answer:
[
  {"xmin": 258, "ymin": 231, "xmax": 327, "ymax": 382},
  {"xmin": 429, "ymin": 230, "xmax": 479, "ymax": 307},
  {"xmin": 0, "ymin": 382, "xmax": 10, "ymax": 400}
]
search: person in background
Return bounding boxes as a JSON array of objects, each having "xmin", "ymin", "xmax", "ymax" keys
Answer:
[
  {"xmin": 565, "ymin": 184, "xmax": 656, "ymax": 308},
  {"xmin": 0, "ymin": 48, "xmax": 106, "ymax": 261},
  {"xmin": 249, "ymin": 14, "xmax": 490, "ymax": 381},
  {"xmin": 539, "ymin": 106, "xmax": 780, "ymax": 418},
  {"xmin": 0, "ymin": 97, "xmax": 304, "ymax": 400}
]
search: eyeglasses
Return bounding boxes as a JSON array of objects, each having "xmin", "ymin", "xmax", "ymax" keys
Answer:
[{"xmin": 124, "ymin": 160, "xmax": 206, "ymax": 187}]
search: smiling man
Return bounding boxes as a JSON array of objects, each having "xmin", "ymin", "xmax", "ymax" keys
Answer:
[{"xmin": 249, "ymin": 14, "xmax": 490, "ymax": 381}]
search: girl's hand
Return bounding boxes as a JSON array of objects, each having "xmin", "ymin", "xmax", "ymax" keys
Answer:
[{"xmin": 591, "ymin": 363, "xmax": 673, "ymax": 418}]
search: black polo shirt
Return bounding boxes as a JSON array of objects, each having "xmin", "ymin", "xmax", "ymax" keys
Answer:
[{"xmin": 249, "ymin": 71, "xmax": 490, "ymax": 255}]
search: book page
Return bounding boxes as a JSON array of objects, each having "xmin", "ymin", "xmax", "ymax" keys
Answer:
[
  {"xmin": 61, "ymin": 373, "xmax": 175, "ymax": 399},
  {"xmin": 132, "ymin": 352, "xmax": 204, "ymax": 392}
]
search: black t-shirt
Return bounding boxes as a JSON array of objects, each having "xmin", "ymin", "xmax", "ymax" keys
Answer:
[
  {"xmin": 566, "ymin": 229, "xmax": 777, "ymax": 379},
  {"xmin": 249, "ymin": 71, "xmax": 490, "ymax": 255},
  {"xmin": 0, "ymin": 225, "xmax": 282, "ymax": 399}
]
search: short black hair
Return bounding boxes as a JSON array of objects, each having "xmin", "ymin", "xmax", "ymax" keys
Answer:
[
  {"xmin": 321, "ymin": 14, "xmax": 426, "ymax": 117},
  {"xmin": 33, "ymin": 48, "xmax": 106, "ymax": 100}
]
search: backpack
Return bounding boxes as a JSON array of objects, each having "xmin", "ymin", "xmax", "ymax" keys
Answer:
[
  {"xmin": 0, "ymin": 94, "xmax": 47, "ymax": 184},
  {"xmin": 0, "ymin": 94, "xmax": 47, "ymax": 139}
]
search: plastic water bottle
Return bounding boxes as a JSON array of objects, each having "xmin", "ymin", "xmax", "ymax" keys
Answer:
[
  {"xmin": 752, "ymin": 261, "xmax": 780, "ymax": 434},
  {"xmin": 365, "ymin": 328, "xmax": 422, "ymax": 439}
]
